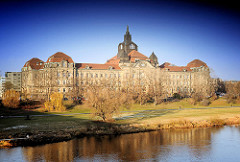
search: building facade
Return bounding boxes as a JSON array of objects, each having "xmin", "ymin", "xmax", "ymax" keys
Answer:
[
  {"xmin": 0, "ymin": 76, "xmax": 4, "ymax": 98},
  {"xmin": 5, "ymin": 72, "xmax": 21, "ymax": 91},
  {"xmin": 21, "ymin": 27, "xmax": 211, "ymax": 100}
]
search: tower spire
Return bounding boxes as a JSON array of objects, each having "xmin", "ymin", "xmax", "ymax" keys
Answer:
[{"xmin": 124, "ymin": 25, "xmax": 131, "ymax": 44}]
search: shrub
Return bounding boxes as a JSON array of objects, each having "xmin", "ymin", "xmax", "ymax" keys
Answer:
[
  {"xmin": 211, "ymin": 93, "xmax": 218, "ymax": 101},
  {"xmin": 225, "ymin": 94, "xmax": 236, "ymax": 104},
  {"xmin": 237, "ymin": 97, "xmax": 240, "ymax": 104},
  {"xmin": 191, "ymin": 92, "xmax": 203, "ymax": 105},
  {"xmin": 2, "ymin": 90, "xmax": 20, "ymax": 108},
  {"xmin": 200, "ymin": 99, "xmax": 211, "ymax": 106},
  {"xmin": 44, "ymin": 92, "xmax": 66, "ymax": 112},
  {"xmin": 173, "ymin": 93, "xmax": 181, "ymax": 99}
]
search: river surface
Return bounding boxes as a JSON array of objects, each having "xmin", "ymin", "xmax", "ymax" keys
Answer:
[{"xmin": 1, "ymin": 126, "xmax": 240, "ymax": 162}]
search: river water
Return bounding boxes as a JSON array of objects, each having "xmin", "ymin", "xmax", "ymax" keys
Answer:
[{"xmin": 1, "ymin": 126, "xmax": 240, "ymax": 162}]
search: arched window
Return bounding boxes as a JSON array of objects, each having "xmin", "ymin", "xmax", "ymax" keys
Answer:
[
  {"xmin": 129, "ymin": 44, "xmax": 135, "ymax": 49},
  {"xmin": 120, "ymin": 44, "xmax": 123, "ymax": 49}
]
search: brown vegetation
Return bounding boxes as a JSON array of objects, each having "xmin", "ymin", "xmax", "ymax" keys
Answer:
[
  {"xmin": 44, "ymin": 92, "xmax": 66, "ymax": 112},
  {"xmin": 84, "ymin": 80, "xmax": 132, "ymax": 121},
  {"xmin": 3, "ymin": 81, "xmax": 14, "ymax": 90},
  {"xmin": 225, "ymin": 81, "xmax": 240, "ymax": 103},
  {"xmin": 0, "ymin": 140, "xmax": 13, "ymax": 147},
  {"xmin": 200, "ymin": 99, "xmax": 211, "ymax": 106},
  {"xmin": 2, "ymin": 89, "xmax": 20, "ymax": 108}
]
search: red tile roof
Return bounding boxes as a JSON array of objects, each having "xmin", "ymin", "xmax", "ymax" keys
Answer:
[
  {"xmin": 160, "ymin": 62, "xmax": 192, "ymax": 72},
  {"xmin": 23, "ymin": 58, "xmax": 44, "ymax": 70},
  {"xmin": 76, "ymin": 63, "xmax": 121, "ymax": 70},
  {"xmin": 106, "ymin": 50, "xmax": 149, "ymax": 64},
  {"xmin": 187, "ymin": 59, "xmax": 208, "ymax": 68},
  {"xmin": 46, "ymin": 52, "xmax": 74, "ymax": 63}
]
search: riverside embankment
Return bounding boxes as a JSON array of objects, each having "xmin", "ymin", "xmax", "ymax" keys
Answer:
[{"xmin": 1, "ymin": 106, "xmax": 240, "ymax": 147}]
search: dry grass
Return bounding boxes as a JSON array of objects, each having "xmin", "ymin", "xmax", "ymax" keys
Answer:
[{"xmin": 117, "ymin": 107, "xmax": 240, "ymax": 130}]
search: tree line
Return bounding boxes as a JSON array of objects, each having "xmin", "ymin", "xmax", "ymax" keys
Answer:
[{"xmin": 1, "ymin": 78, "xmax": 240, "ymax": 121}]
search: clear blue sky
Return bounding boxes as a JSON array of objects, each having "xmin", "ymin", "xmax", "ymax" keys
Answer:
[{"xmin": 0, "ymin": 0, "xmax": 240, "ymax": 80}]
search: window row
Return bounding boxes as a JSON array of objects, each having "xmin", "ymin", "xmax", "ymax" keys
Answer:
[
  {"xmin": 169, "ymin": 74, "xmax": 190, "ymax": 79},
  {"xmin": 76, "ymin": 73, "xmax": 121, "ymax": 78}
]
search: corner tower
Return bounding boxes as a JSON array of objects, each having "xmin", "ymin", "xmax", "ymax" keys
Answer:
[
  {"xmin": 117, "ymin": 26, "xmax": 138, "ymax": 62},
  {"xmin": 149, "ymin": 52, "xmax": 159, "ymax": 67}
]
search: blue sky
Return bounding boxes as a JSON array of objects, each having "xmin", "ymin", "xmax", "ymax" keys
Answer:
[{"xmin": 0, "ymin": 0, "xmax": 240, "ymax": 80}]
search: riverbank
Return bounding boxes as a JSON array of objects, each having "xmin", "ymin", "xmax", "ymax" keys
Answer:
[{"xmin": 1, "ymin": 106, "xmax": 240, "ymax": 147}]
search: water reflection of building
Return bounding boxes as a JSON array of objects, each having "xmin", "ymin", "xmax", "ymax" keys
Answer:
[{"xmin": 22, "ymin": 127, "xmax": 219, "ymax": 161}]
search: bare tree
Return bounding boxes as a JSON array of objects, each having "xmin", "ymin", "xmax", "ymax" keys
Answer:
[
  {"xmin": 83, "ymin": 79, "xmax": 131, "ymax": 121},
  {"xmin": 4, "ymin": 81, "xmax": 14, "ymax": 91},
  {"xmin": 225, "ymin": 81, "xmax": 240, "ymax": 103},
  {"xmin": 2, "ymin": 89, "xmax": 20, "ymax": 108}
]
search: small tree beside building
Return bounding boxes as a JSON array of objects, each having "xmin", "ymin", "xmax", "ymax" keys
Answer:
[
  {"xmin": 44, "ymin": 92, "xmax": 66, "ymax": 112},
  {"xmin": 2, "ymin": 89, "xmax": 20, "ymax": 108}
]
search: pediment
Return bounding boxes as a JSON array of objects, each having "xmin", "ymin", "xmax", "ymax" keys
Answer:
[{"xmin": 132, "ymin": 60, "xmax": 154, "ymax": 69}]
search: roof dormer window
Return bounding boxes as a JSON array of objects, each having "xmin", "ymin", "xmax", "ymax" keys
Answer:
[{"xmin": 85, "ymin": 65, "xmax": 90, "ymax": 69}]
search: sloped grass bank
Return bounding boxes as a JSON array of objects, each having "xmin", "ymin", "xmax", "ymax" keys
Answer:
[
  {"xmin": 1, "ymin": 104, "xmax": 240, "ymax": 147},
  {"xmin": 118, "ymin": 107, "xmax": 240, "ymax": 130}
]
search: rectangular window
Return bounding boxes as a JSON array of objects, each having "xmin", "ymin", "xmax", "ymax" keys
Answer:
[{"xmin": 63, "ymin": 88, "xmax": 65, "ymax": 92}]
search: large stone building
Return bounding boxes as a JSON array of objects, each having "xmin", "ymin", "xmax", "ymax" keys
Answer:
[
  {"xmin": 22, "ymin": 26, "xmax": 211, "ymax": 100},
  {"xmin": 5, "ymin": 72, "xmax": 21, "ymax": 91}
]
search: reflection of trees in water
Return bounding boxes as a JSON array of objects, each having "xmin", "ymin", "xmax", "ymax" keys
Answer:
[{"xmin": 22, "ymin": 127, "xmax": 223, "ymax": 161}]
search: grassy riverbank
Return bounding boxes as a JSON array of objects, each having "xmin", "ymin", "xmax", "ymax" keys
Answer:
[{"xmin": 1, "ymin": 98, "xmax": 240, "ymax": 147}]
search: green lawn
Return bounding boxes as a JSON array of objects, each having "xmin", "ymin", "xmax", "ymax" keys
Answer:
[{"xmin": 1, "ymin": 98, "xmax": 240, "ymax": 138}]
